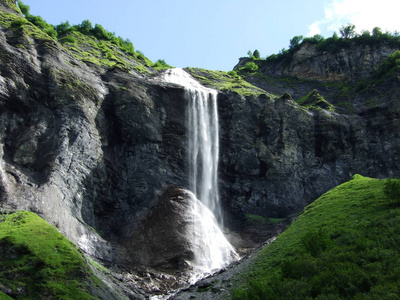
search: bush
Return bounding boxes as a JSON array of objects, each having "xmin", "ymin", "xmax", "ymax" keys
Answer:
[
  {"xmin": 55, "ymin": 21, "xmax": 72, "ymax": 35},
  {"xmin": 383, "ymin": 177, "xmax": 400, "ymax": 204},
  {"xmin": 153, "ymin": 59, "xmax": 172, "ymax": 70},
  {"xmin": 242, "ymin": 61, "xmax": 258, "ymax": 72},
  {"xmin": 227, "ymin": 70, "xmax": 238, "ymax": 77},
  {"xmin": 245, "ymin": 214, "xmax": 266, "ymax": 225},
  {"xmin": 301, "ymin": 229, "xmax": 330, "ymax": 257},
  {"xmin": 92, "ymin": 24, "xmax": 111, "ymax": 40},
  {"xmin": 11, "ymin": 18, "xmax": 28, "ymax": 27},
  {"xmin": 61, "ymin": 35, "xmax": 76, "ymax": 44},
  {"xmin": 17, "ymin": 1, "xmax": 57, "ymax": 38}
]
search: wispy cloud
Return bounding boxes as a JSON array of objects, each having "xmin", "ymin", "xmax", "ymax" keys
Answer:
[{"xmin": 307, "ymin": 0, "xmax": 400, "ymax": 37}]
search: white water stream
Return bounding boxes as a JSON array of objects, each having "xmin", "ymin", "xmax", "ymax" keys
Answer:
[{"xmin": 158, "ymin": 68, "xmax": 239, "ymax": 277}]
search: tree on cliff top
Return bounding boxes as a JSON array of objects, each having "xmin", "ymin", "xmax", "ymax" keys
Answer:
[{"xmin": 340, "ymin": 24, "xmax": 356, "ymax": 39}]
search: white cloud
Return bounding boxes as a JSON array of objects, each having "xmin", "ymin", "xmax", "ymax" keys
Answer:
[
  {"xmin": 307, "ymin": 0, "xmax": 400, "ymax": 37},
  {"xmin": 308, "ymin": 21, "xmax": 322, "ymax": 36}
]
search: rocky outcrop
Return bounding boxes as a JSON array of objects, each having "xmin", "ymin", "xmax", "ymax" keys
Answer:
[
  {"xmin": 218, "ymin": 89, "xmax": 400, "ymax": 219},
  {"xmin": 235, "ymin": 42, "xmax": 398, "ymax": 82}
]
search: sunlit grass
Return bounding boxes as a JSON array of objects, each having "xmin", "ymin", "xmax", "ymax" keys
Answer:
[
  {"xmin": 232, "ymin": 175, "xmax": 400, "ymax": 299},
  {"xmin": 0, "ymin": 211, "xmax": 96, "ymax": 299}
]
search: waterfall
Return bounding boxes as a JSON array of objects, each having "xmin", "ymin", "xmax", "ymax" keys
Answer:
[
  {"xmin": 158, "ymin": 68, "xmax": 238, "ymax": 277},
  {"xmin": 187, "ymin": 87, "xmax": 221, "ymax": 222}
]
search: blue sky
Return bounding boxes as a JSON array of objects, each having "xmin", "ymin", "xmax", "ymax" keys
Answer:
[{"xmin": 22, "ymin": 0, "xmax": 400, "ymax": 71}]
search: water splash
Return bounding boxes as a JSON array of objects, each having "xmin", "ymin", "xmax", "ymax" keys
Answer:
[
  {"xmin": 186, "ymin": 191, "xmax": 238, "ymax": 278},
  {"xmin": 158, "ymin": 68, "xmax": 239, "ymax": 276},
  {"xmin": 0, "ymin": 145, "xmax": 10, "ymax": 197}
]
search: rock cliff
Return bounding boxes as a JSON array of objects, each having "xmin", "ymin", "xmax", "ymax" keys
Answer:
[
  {"xmin": 1, "ymin": 2, "xmax": 400, "ymax": 297},
  {"xmin": 235, "ymin": 41, "xmax": 399, "ymax": 82}
]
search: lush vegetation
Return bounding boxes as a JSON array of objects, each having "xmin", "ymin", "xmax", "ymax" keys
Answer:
[
  {"xmin": 243, "ymin": 24, "xmax": 400, "ymax": 67},
  {"xmin": 297, "ymin": 89, "xmax": 335, "ymax": 111},
  {"xmin": 17, "ymin": 0, "xmax": 57, "ymax": 38},
  {"xmin": 372, "ymin": 50, "xmax": 400, "ymax": 82},
  {"xmin": 352, "ymin": 50, "xmax": 400, "ymax": 93},
  {"xmin": 12, "ymin": 1, "xmax": 171, "ymax": 72},
  {"xmin": 0, "ymin": 211, "xmax": 99, "ymax": 299},
  {"xmin": 0, "ymin": 8, "xmax": 55, "ymax": 42},
  {"xmin": 3, "ymin": 0, "xmax": 19, "ymax": 11},
  {"xmin": 232, "ymin": 175, "xmax": 400, "ymax": 299},
  {"xmin": 384, "ymin": 177, "xmax": 400, "ymax": 205},
  {"xmin": 186, "ymin": 68, "xmax": 270, "ymax": 96}
]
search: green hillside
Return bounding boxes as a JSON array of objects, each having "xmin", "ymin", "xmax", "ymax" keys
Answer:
[
  {"xmin": 0, "ymin": 211, "xmax": 102, "ymax": 299},
  {"xmin": 232, "ymin": 175, "xmax": 400, "ymax": 299}
]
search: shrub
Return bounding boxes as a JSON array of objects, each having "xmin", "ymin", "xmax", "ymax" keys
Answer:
[
  {"xmin": 61, "ymin": 35, "xmax": 76, "ymax": 44},
  {"xmin": 17, "ymin": 0, "xmax": 29, "ymax": 16},
  {"xmin": 77, "ymin": 19, "xmax": 92, "ymax": 35},
  {"xmin": 383, "ymin": 177, "xmax": 400, "ymax": 204},
  {"xmin": 55, "ymin": 21, "xmax": 72, "ymax": 35},
  {"xmin": 242, "ymin": 61, "xmax": 258, "ymax": 72},
  {"xmin": 289, "ymin": 35, "xmax": 303, "ymax": 49},
  {"xmin": 227, "ymin": 70, "xmax": 238, "ymax": 77},
  {"xmin": 91, "ymin": 24, "xmax": 110, "ymax": 40},
  {"xmin": 373, "ymin": 50, "xmax": 400, "ymax": 80},
  {"xmin": 11, "ymin": 18, "xmax": 28, "ymax": 27},
  {"xmin": 153, "ymin": 59, "xmax": 172, "ymax": 70},
  {"xmin": 245, "ymin": 214, "xmax": 266, "ymax": 225},
  {"xmin": 17, "ymin": 1, "xmax": 57, "ymax": 38},
  {"xmin": 301, "ymin": 229, "xmax": 330, "ymax": 257}
]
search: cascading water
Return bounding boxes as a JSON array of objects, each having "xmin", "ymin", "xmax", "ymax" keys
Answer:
[
  {"xmin": 158, "ymin": 68, "xmax": 239, "ymax": 278},
  {"xmin": 187, "ymin": 86, "xmax": 221, "ymax": 222}
]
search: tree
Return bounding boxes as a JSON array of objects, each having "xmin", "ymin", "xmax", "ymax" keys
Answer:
[
  {"xmin": 312, "ymin": 34, "xmax": 325, "ymax": 43},
  {"xmin": 372, "ymin": 27, "xmax": 383, "ymax": 37},
  {"xmin": 339, "ymin": 24, "xmax": 356, "ymax": 39},
  {"xmin": 92, "ymin": 24, "xmax": 110, "ymax": 40},
  {"xmin": 253, "ymin": 49, "xmax": 260, "ymax": 59},
  {"xmin": 55, "ymin": 21, "xmax": 71, "ymax": 35},
  {"xmin": 77, "ymin": 20, "xmax": 92, "ymax": 35},
  {"xmin": 17, "ymin": 0, "xmax": 30, "ymax": 17},
  {"xmin": 289, "ymin": 35, "xmax": 303, "ymax": 49}
]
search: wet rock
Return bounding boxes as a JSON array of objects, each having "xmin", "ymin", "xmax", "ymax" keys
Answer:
[{"xmin": 119, "ymin": 187, "xmax": 195, "ymax": 274}]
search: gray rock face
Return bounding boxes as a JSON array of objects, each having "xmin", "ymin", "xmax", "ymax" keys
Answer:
[
  {"xmin": 235, "ymin": 42, "xmax": 398, "ymax": 82},
  {"xmin": 218, "ymin": 90, "xmax": 400, "ymax": 219}
]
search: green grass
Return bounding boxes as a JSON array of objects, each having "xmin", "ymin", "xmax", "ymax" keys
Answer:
[
  {"xmin": 0, "ymin": 211, "xmax": 97, "ymax": 299},
  {"xmin": 186, "ymin": 67, "xmax": 270, "ymax": 96},
  {"xmin": 232, "ymin": 175, "xmax": 400, "ymax": 299},
  {"xmin": 0, "ymin": 10, "xmax": 57, "ymax": 43},
  {"xmin": 297, "ymin": 89, "xmax": 335, "ymax": 111},
  {"xmin": 59, "ymin": 31, "xmax": 137, "ymax": 71},
  {"xmin": 3, "ymin": 0, "xmax": 20, "ymax": 11},
  {"xmin": 0, "ymin": 6, "xmax": 158, "ymax": 74},
  {"xmin": 245, "ymin": 214, "xmax": 267, "ymax": 225}
]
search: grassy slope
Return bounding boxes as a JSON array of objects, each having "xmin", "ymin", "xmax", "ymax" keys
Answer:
[
  {"xmin": 0, "ymin": 211, "xmax": 100, "ymax": 299},
  {"xmin": 0, "ymin": 4, "xmax": 161, "ymax": 75},
  {"xmin": 186, "ymin": 67, "xmax": 272, "ymax": 97},
  {"xmin": 232, "ymin": 175, "xmax": 400, "ymax": 299}
]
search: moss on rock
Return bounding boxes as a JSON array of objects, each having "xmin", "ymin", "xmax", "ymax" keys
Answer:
[
  {"xmin": 297, "ymin": 89, "xmax": 335, "ymax": 111},
  {"xmin": 0, "ymin": 211, "xmax": 98, "ymax": 299}
]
